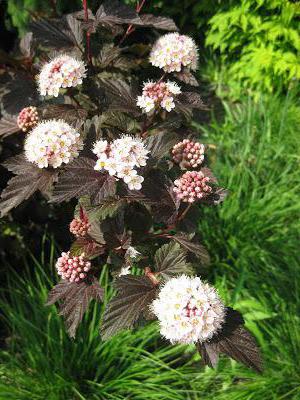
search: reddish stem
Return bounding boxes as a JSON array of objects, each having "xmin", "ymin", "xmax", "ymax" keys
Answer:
[
  {"xmin": 145, "ymin": 267, "xmax": 160, "ymax": 285},
  {"xmin": 119, "ymin": 0, "xmax": 147, "ymax": 45},
  {"xmin": 82, "ymin": 0, "xmax": 92, "ymax": 65}
]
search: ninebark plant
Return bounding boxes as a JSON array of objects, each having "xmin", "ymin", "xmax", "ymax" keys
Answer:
[{"xmin": 0, "ymin": 0, "xmax": 262, "ymax": 372}]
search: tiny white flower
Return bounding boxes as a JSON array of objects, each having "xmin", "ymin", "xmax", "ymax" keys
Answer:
[
  {"xmin": 125, "ymin": 246, "xmax": 141, "ymax": 259},
  {"xmin": 161, "ymin": 96, "xmax": 175, "ymax": 112},
  {"xmin": 166, "ymin": 81, "xmax": 182, "ymax": 95},
  {"xmin": 92, "ymin": 140, "xmax": 108, "ymax": 157},
  {"xmin": 119, "ymin": 265, "xmax": 131, "ymax": 276},
  {"xmin": 127, "ymin": 174, "xmax": 144, "ymax": 191}
]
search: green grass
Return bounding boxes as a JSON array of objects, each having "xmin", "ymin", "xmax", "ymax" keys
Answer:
[{"xmin": 1, "ymin": 91, "xmax": 300, "ymax": 399}]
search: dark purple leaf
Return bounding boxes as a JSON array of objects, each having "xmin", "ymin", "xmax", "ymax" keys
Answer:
[
  {"xmin": 145, "ymin": 131, "xmax": 178, "ymax": 160},
  {"xmin": 0, "ymin": 115, "xmax": 19, "ymax": 138},
  {"xmin": 197, "ymin": 308, "xmax": 263, "ymax": 373},
  {"xmin": 51, "ymin": 157, "xmax": 115, "ymax": 203},
  {"xmin": 0, "ymin": 166, "xmax": 56, "ymax": 217},
  {"xmin": 177, "ymin": 92, "xmax": 206, "ymax": 110},
  {"xmin": 40, "ymin": 104, "xmax": 87, "ymax": 126},
  {"xmin": 2, "ymin": 73, "xmax": 38, "ymax": 115},
  {"xmin": 91, "ymin": 175, "xmax": 116, "ymax": 205},
  {"xmin": 97, "ymin": 78, "xmax": 139, "ymax": 116},
  {"xmin": 101, "ymin": 275, "xmax": 157, "ymax": 340},
  {"xmin": 139, "ymin": 14, "xmax": 178, "ymax": 31},
  {"xmin": 29, "ymin": 17, "xmax": 80, "ymax": 49},
  {"xmin": 96, "ymin": 0, "xmax": 142, "ymax": 26},
  {"xmin": 174, "ymin": 70, "xmax": 199, "ymax": 87},
  {"xmin": 2, "ymin": 154, "xmax": 36, "ymax": 175},
  {"xmin": 46, "ymin": 278, "xmax": 104, "ymax": 338},
  {"xmin": 172, "ymin": 233, "xmax": 210, "ymax": 266},
  {"xmin": 154, "ymin": 241, "xmax": 193, "ymax": 280},
  {"xmin": 70, "ymin": 237, "xmax": 105, "ymax": 259},
  {"xmin": 142, "ymin": 170, "xmax": 180, "ymax": 224}
]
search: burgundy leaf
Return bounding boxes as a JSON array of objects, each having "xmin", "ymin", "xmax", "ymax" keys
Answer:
[
  {"xmin": 40, "ymin": 104, "xmax": 87, "ymax": 126},
  {"xmin": 177, "ymin": 92, "xmax": 206, "ymax": 110},
  {"xmin": 70, "ymin": 237, "xmax": 105, "ymax": 259},
  {"xmin": 2, "ymin": 73, "xmax": 38, "ymax": 115},
  {"xmin": 97, "ymin": 78, "xmax": 139, "ymax": 116},
  {"xmin": 197, "ymin": 308, "xmax": 263, "ymax": 373},
  {"xmin": 154, "ymin": 241, "xmax": 193, "ymax": 280},
  {"xmin": 172, "ymin": 233, "xmax": 210, "ymax": 266},
  {"xmin": 139, "ymin": 14, "xmax": 178, "ymax": 31},
  {"xmin": 46, "ymin": 278, "xmax": 104, "ymax": 338},
  {"xmin": 145, "ymin": 131, "xmax": 178, "ymax": 160},
  {"xmin": 96, "ymin": 0, "xmax": 142, "ymax": 26},
  {"xmin": 174, "ymin": 70, "xmax": 199, "ymax": 87},
  {"xmin": 51, "ymin": 157, "xmax": 114, "ymax": 203},
  {"xmin": 29, "ymin": 18, "xmax": 77, "ymax": 49},
  {"xmin": 2, "ymin": 154, "xmax": 36, "ymax": 175},
  {"xmin": 0, "ymin": 115, "xmax": 19, "ymax": 138},
  {"xmin": 91, "ymin": 175, "xmax": 116, "ymax": 205},
  {"xmin": 101, "ymin": 275, "xmax": 157, "ymax": 340},
  {"xmin": 0, "ymin": 167, "xmax": 56, "ymax": 217}
]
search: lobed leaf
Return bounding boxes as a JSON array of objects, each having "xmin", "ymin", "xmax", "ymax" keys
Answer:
[
  {"xmin": 197, "ymin": 308, "xmax": 263, "ymax": 372},
  {"xmin": 46, "ymin": 278, "xmax": 104, "ymax": 338},
  {"xmin": 154, "ymin": 241, "xmax": 193, "ymax": 280},
  {"xmin": 0, "ymin": 164, "xmax": 57, "ymax": 217},
  {"xmin": 172, "ymin": 233, "xmax": 210, "ymax": 266},
  {"xmin": 51, "ymin": 157, "xmax": 116, "ymax": 203},
  {"xmin": 101, "ymin": 275, "xmax": 157, "ymax": 340},
  {"xmin": 0, "ymin": 115, "xmax": 19, "ymax": 138},
  {"xmin": 97, "ymin": 78, "xmax": 139, "ymax": 116},
  {"xmin": 139, "ymin": 14, "xmax": 178, "ymax": 31},
  {"xmin": 96, "ymin": 0, "xmax": 142, "ymax": 26}
]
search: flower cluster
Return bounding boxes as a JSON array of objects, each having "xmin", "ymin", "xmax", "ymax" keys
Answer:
[
  {"xmin": 172, "ymin": 139, "xmax": 205, "ymax": 169},
  {"xmin": 17, "ymin": 106, "xmax": 39, "ymax": 132},
  {"xmin": 55, "ymin": 252, "xmax": 91, "ymax": 283},
  {"xmin": 152, "ymin": 275, "xmax": 225, "ymax": 344},
  {"xmin": 38, "ymin": 55, "xmax": 86, "ymax": 97},
  {"xmin": 24, "ymin": 119, "xmax": 83, "ymax": 168},
  {"xmin": 137, "ymin": 80, "xmax": 181, "ymax": 113},
  {"xmin": 93, "ymin": 135, "xmax": 149, "ymax": 190},
  {"xmin": 173, "ymin": 170, "xmax": 212, "ymax": 203},
  {"xmin": 150, "ymin": 33, "xmax": 198, "ymax": 73},
  {"xmin": 70, "ymin": 217, "xmax": 90, "ymax": 237}
]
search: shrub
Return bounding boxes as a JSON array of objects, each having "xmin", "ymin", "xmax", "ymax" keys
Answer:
[{"xmin": 0, "ymin": 0, "xmax": 262, "ymax": 377}]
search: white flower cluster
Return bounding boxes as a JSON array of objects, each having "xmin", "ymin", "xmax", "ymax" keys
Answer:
[
  {"xmin": 150, "ymin": 33, "xmax": 198, "ymax": 73},
  {"xmin": 93, "ymin": 135, "xmax": 149, "ymax": 191},
  {"xmin": 152, "ymin": 275, "xmax": 225, "ymax": 344},
  {"xmin": 38, "ymin": 54, "xmax": 86, "ymax": 97},
  {"xmin": 24, "ymin": 120, "xmax": 83, "ymax": 168},
  {"xmin": 137, "ymin": 80, "xmax": 181, "ymax": 113}
]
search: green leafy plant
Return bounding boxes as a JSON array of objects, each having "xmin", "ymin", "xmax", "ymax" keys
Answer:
[{"xmin": 206, "ymin": 0, "xmax": 300, "ymax": 96}]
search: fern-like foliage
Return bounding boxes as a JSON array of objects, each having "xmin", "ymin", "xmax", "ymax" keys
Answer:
[{"xmin": 206, "ymin": 0, "xmax": 300, "ymax": 95}]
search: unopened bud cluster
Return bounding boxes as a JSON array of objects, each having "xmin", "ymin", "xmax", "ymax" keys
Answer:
[
  {"xmin": 150, "ymin": 33, "xmax": 198, "ymax": 73},
  {"xmin": 69, "ymin": 217, "xmax": 90, "ymax": 237},
  {"xmin": 173, "ymin": 170, "xmax": 212, "ymax": 203},
  {"xmin": 137, "ymin": 81, "xmax": 181, "ymax": 113},
  {"xmin": 172, "ymin": 139, "xmax": 204, "ymax": 169},
  {"xmin": 93, "ymin": 135, "xmax": 149, "ymax": 191},
  {"xmin": 38, "ymin": 54, "xmax": 86, "ymax": 97},
  {"xmin": 17, "ymin": 106, "xmax": 39, "ymax": 132},
  {"xmin": 55, "ymin": 252, "xmax": 91, "ymax": 283}
]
